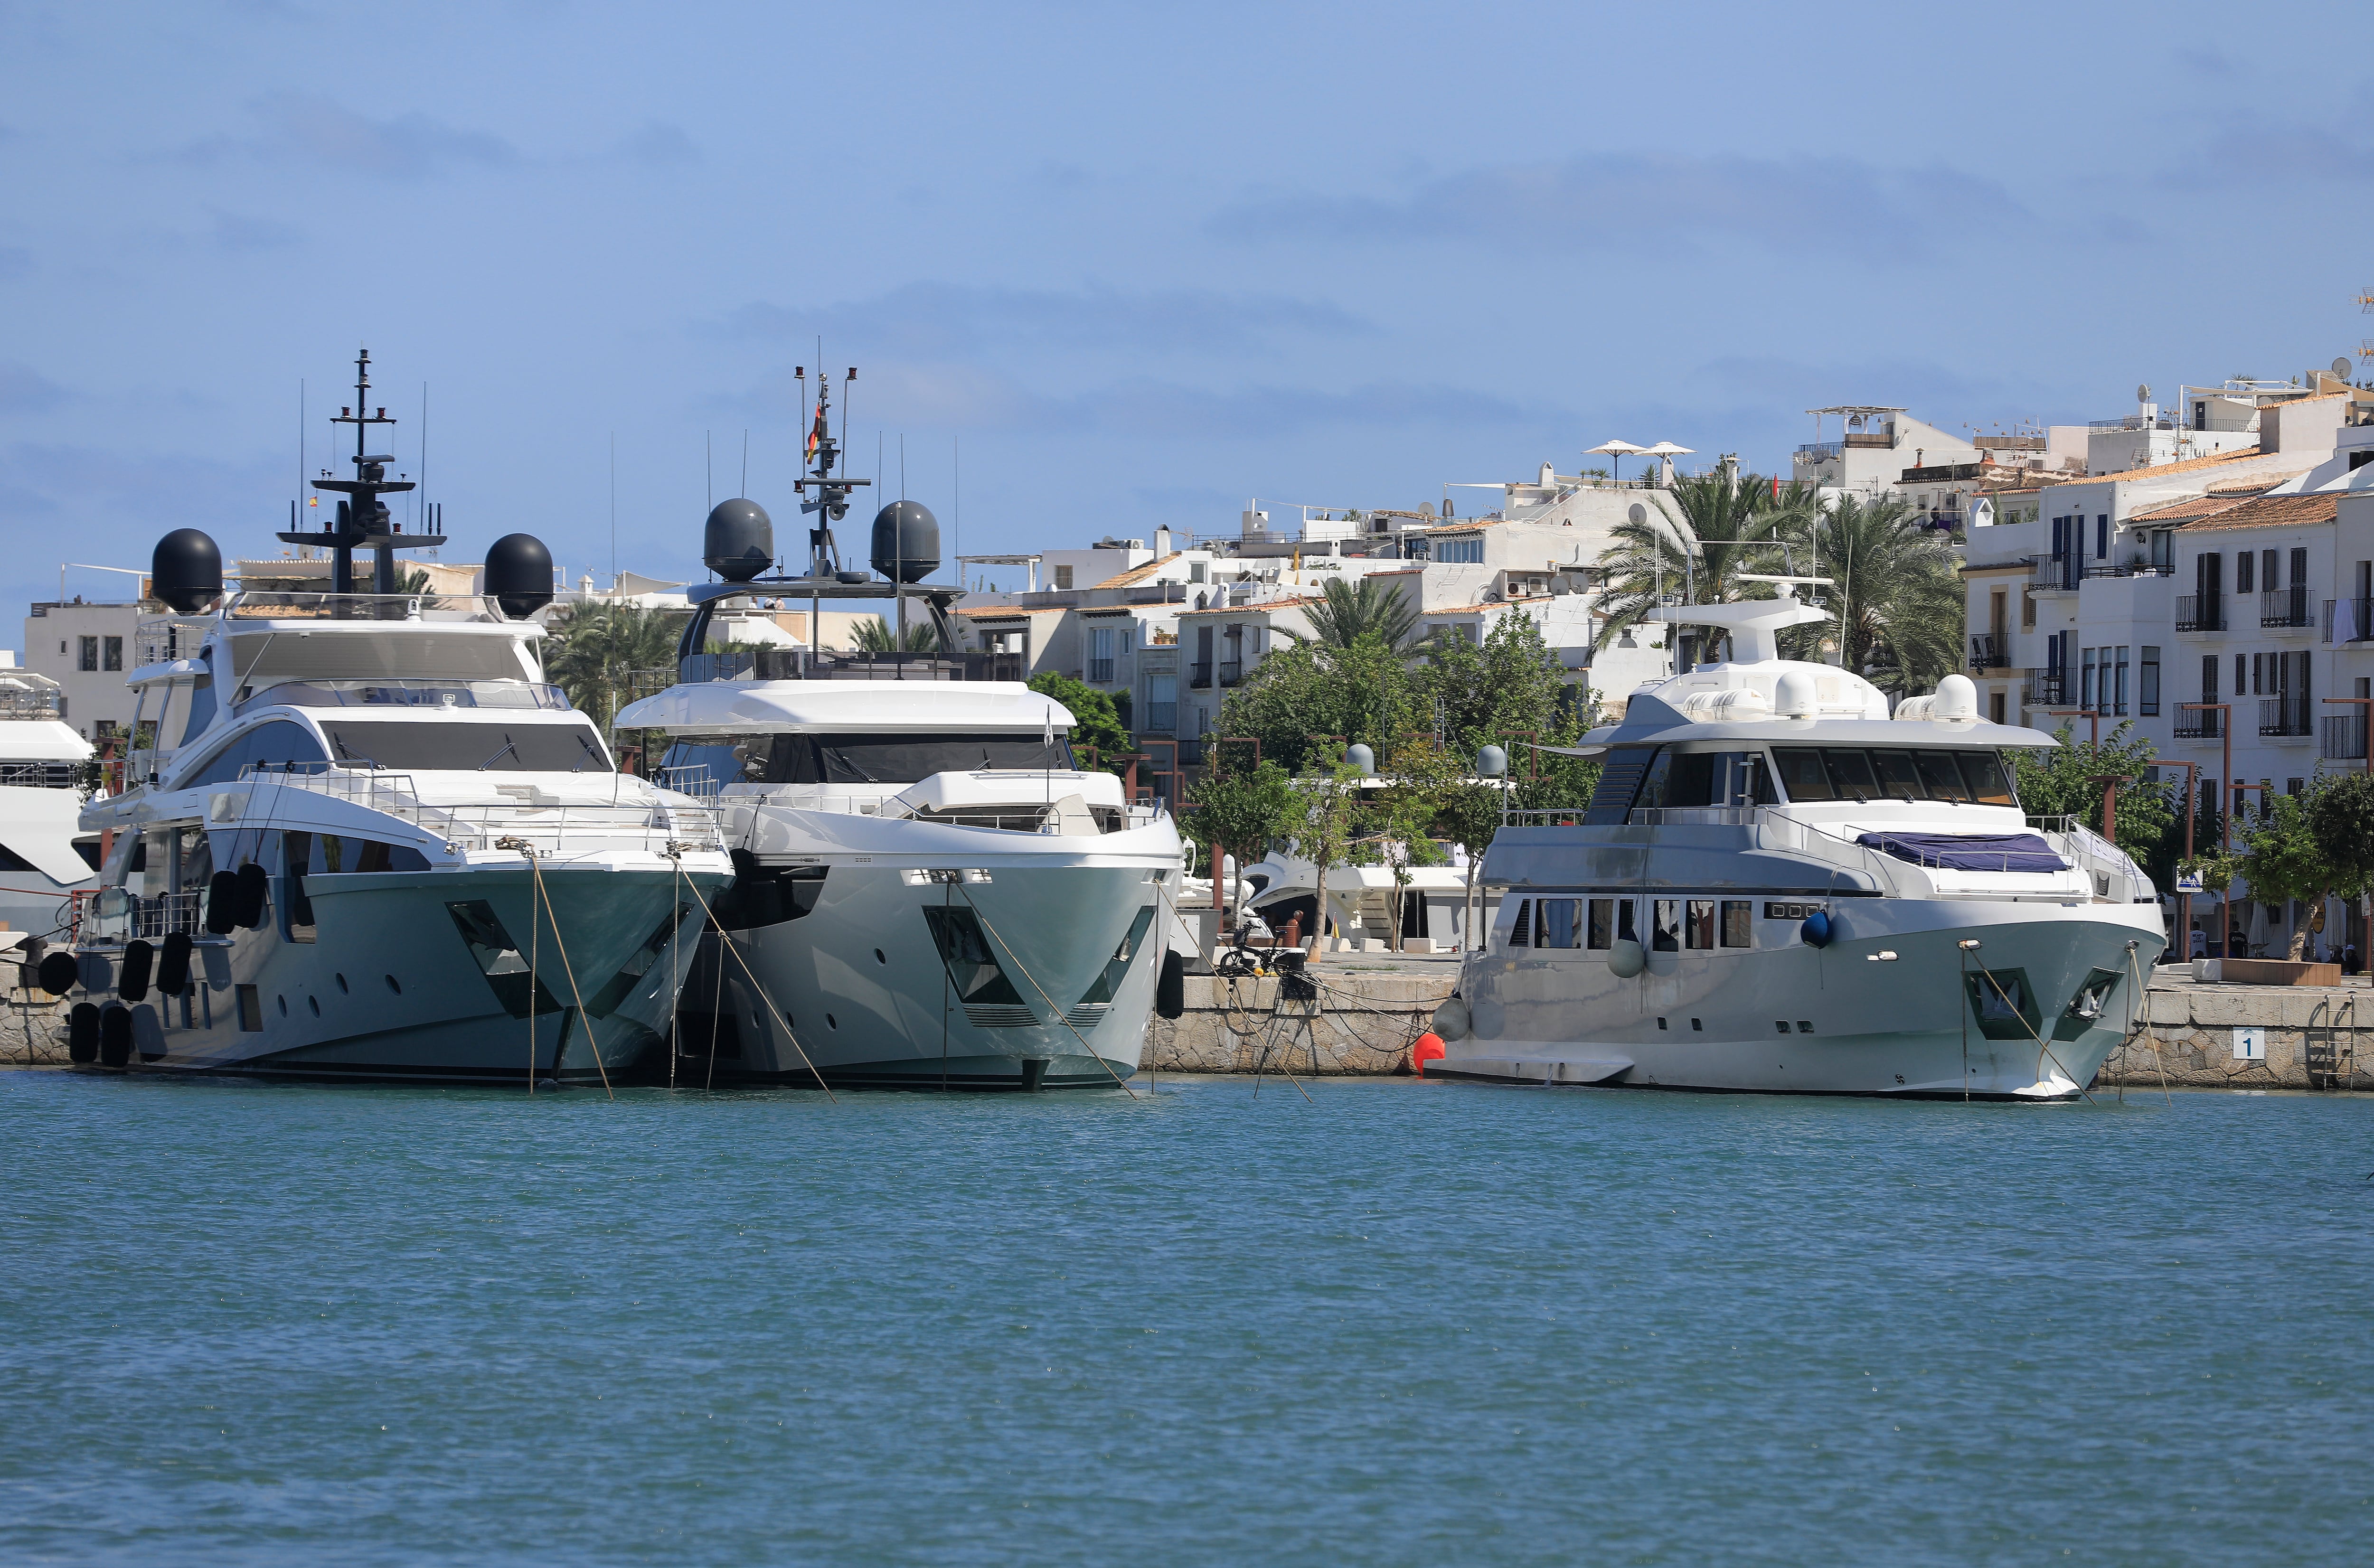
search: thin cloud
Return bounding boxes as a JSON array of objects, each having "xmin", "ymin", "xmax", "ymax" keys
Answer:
[
  {"xmin": 178, "ymin": 93, "xmax": 515, "ymax": 179},
  {"xmin": 0, "ymin": 362, "xmax": 68, "ymax": 413},
  {"xmin": 207, "ymin": 207, "xmax": 303, "ymax": 252},
  {"xmin": 707, "ymin": 281, "xmax": 1372, "ymax": 358},
  {"xmin": 1210, "ymin": 151, "xmax": 2030, "ymax": 255}
]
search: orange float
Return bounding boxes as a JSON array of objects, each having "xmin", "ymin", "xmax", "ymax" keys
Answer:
[{"xmin": 1411, "ymin": 1033, "xmax": 1445, "ymax": 1075}]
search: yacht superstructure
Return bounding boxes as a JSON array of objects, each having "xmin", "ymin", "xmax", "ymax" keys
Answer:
[
  {"xmin": 1430, "ymin": 598, "xmax": 2166, "ymax": 1099},
  {"xmin": 48, "ymin": 352, "xmax": 732, "ymax": 1080},
  {"xmin": 0, "ymin": 665, "xmax": 98, "ymax": 951},
  {"xmin": 613, "ymin": 367, "xmax": 1186, "ymax": 1088}
]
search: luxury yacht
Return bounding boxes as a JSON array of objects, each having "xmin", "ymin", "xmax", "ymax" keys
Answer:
[
  {"xmin": 0, "ymin": 664, "xmax": 98, "ymax": 951},
  {"xmin": 1428, "ymin": 595, "xmax": 2165, "ymax": 1099},
  {"xmin": 44, "ymin": 352, "xmax": 732, "ymax": 1080},
  {"xmin": 612, "ymin": 370, "xmax": 1185, "ymax": 1089}
]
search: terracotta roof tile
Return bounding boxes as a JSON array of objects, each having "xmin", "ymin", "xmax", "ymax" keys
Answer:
[
  {"xmin": 2130, "ymin": 493, "xmax": 2250, "ymax": 524},
  {"xmin": 2056, "ymin": 447, "xmax": 2262, "ymax": 488},
  {"xmin": 2178, "ymin": 492, "xmax": 2340, "ymax": 532},
  {"xmin": 1089, "ymin": 552, "xmax": 1181, "ymax": 589}
]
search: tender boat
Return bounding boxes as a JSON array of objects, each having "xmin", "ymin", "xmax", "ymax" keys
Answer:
[
  {"xmin": 47, "ymin": 351, "xmax": 732, "ymax": 1081},
  {"xmin": 1429, "ymin": 596, "xmax": 2165, "ymax": 1099},
  {"xmin": 612, "ymin": 369, "xmax": 1186, "ymax": 1089}
]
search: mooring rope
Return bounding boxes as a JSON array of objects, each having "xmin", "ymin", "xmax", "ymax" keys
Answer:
[
  {"xmin": 952, "ymin": 885, "xmax": 1139, "ymax": 1100},
  {"xmin": 1974, "ymin": 961, "xmax": 2096, "ymax": 1106},
  {"xmin": 672, "ymin": 872, "xmax": 835, "ymax": 1100},
  {"xmin": 529, "ymin": 853, "xmax": 613, "ymax": 1100}
]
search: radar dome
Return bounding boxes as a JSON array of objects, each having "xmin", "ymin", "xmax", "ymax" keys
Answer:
[
  {"xmin": 484, "ymin": 534, "xmax": 554, "ymax": 619},
  {"xmin": 869, "ymin": 499, "xmax": 940, "ymax": 584},
  {"xmin": 704, "ymin": 498, "xmax": 774, "ymax": 582},
  {"xmin": 151, "ymin": 529, "xmax": 222, "ymax": 613}
]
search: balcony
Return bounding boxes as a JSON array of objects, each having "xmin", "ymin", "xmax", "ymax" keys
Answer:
[
  {"xmin": 1217, "ymin": 660, "xmax": 1244, "ymax": 687},
  {"xmin": 2175, "ymin": 594, "xmax": 2225, "ymax": 632},
  {"xmin": 2088, "ymin": 415, "xmax": 2178, "ymax": 432},
  {"xmin": 2022, "ymin": 668, "xmax": 2066, "ymax": 705},
  {"xmin": 2261, "ymin": 585, "xmax": 2313, "ymax": 629},
  {"xmin": 2324, "ymin": 598, "xmax": 2374, "ymax": 642},
  {"xmin": 2173, "ymin": 708, "xmax": 2223, "ymax": 739},
  {"xmin": 1188, "ymin": 661, "xmax": 1213, "ymax": 689},
  {"xmin": 2030, "ymin": 555, "xmax": 2081, "ymax": 594},
  {"xmin": 2260, "ymin": 695, "xmax": 2312, "ymax": 737},
  {"xmin": 2083, "ymin": 562, "xmax": 2175, "ymax": 579},
  {"xmin": 2323, "ymin": 713, "xmax": 2366, "ymax": 761},
  {"xmin": 1969, "ymin": 632, "xmax": 2009, "ymax": 669}
]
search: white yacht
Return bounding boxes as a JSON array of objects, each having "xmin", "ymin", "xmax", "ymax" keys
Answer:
[
  {"xmin": 612, "ymin": 379, "xmax": 1186, "ymax": 1089},
  {"xmin": 1428, "ymin": 597, "xmax": 2165, "ymax": 1100},
  {"xmin": 46, "ymin": 352, "xmax": 732, "ymax": 1080},
  {"xmin": 0, "ymin": 663, "xmax": 99, "ymax": 951}
]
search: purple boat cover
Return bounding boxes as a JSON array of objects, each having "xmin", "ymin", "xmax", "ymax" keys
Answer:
[{"xmin": 1855, "ymin": 831, "xmax": 2069, "ymax": 873}]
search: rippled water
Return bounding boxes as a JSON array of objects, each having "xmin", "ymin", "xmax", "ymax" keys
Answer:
[{"xmin": 3, "ymin": 1069, "xmax": 2369, "ymax": 1565}]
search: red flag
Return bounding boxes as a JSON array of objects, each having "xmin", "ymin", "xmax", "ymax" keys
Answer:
[{"xmin": 805, "ymin": 395, "xmax": 826, "ymax": 459}]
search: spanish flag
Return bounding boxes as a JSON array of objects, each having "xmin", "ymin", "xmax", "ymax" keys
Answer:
[{"xmin": 805, "ymin": 394, "xmax": 827, "ymax": 460}]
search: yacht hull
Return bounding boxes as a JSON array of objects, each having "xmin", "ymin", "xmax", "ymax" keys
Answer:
[
  {"xmin": 1441, "ymin": 898, "xmax": 2167, "ymax": 1100},
  {"xmin": 69, "ymin": 865, "xmax": 725, "ymax": 1086},
  {"xmin": 674, "ymin": 843, "xmax": 1175, "ymax": 1091}
]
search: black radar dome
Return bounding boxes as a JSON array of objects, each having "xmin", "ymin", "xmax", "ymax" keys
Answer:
[
  {"xmin": 484, "ymin": 533, "xmax": 555, "ymax": 619},
  {"xmin": 151, "ymin": 529, "xmax": 222, "ymax": 613},
  {"xmin": 869, "ymin": 499, "xmax": 940, "ymax": 584},
  {"xmin": 704, "ymin": 498, "xmax": 774, "ymax": 582}
]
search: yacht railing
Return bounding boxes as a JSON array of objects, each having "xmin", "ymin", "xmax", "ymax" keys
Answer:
[
  {"xmin": 235, "ymin": 765, "xmax": 727, "ymax": 855},
  {"xmin": 241, "ymin": 679, "xmax": 570, "ymax": 714},
  {"xmin": 2026, "ymin": 815, "xmax": 2154, "ymax": 902}
]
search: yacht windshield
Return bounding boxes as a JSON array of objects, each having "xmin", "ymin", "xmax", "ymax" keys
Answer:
[
  {"xmin": 1771, "ymin": 746, "xmax": 2017, "ymax": 807},
  {"xmin": 318, "ymin": 720, "xmax": 611, "ymax": 772}
]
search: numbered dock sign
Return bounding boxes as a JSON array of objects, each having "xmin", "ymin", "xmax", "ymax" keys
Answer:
[{"xmin": 2233, "ymin": 1026, "xmax": 2266, "ymax": 1061}]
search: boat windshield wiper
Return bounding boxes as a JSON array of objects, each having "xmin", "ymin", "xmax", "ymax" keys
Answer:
[
  {"xmin": 573, "ymin": 732, "xmax": 601, "ymax": 774},
  {"xmin": 481, "ymin": 735, "xmax": 522, "ymax": 770},
  {"xmin": 824, "ymin": 746, "xmax": 877, "ymax": 783}
]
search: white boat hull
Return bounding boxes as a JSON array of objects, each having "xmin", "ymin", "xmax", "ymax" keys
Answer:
[{"xmin": 1439, "ymin": 897, "xmax": 2166, "ymax": 1099}]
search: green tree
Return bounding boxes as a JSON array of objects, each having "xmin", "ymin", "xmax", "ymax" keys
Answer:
[
  {"xmin": 545, "ymin": 601, "xmax": 684, "ymax": 732},
  {"xmin": 1795, "ymin": 494, "xmax": 1963, "ymax": 696},
  {"xmin": 1285, "ymin": 745, "xmax": 1365, "ymax": 960},
  {"xmin": 1026, "ymin": 671, "xmax": 1131, "ymax": 777},
  {"xmin": 1287, "ymin": 575, "xmax": 1420, "ymax": 651},
  {"xmin": 1184, "ymin": 755, "xmax": 1295, "ymax": 929},
  {"xmin": 2308, "ymin": 770, "xmax": 2374, "ymax": 962},
  {"xmin": 850, "ymin": 615, "xmax": 943, "ymax": 653},
  {"xmin": 1592, "ymin": 471, "xmax": 1807, "ymax": 652},
  {"xmin": 2007, "ymin": 721, "xmax": 2176, "ymax": 883},
  {"xmin": 1210, "ymin": 634, "xmax": 1402, "ymax": 775}
]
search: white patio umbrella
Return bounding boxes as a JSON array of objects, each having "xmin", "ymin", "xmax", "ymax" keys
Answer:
[
  {"xmin": 1641, "ymin": 440, "xmax": 1694, "ymax": 488},
  {"xmin": 1586, "ymin": 439, "xmax": 1649, "ymax": 485}
]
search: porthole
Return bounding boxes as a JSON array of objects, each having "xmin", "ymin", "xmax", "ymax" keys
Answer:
[
  {"xmin": 386, "ymin": 974, "xmax": 402, "ymax": 995},
  {"xmin": 874, "ymin": 948, "xmax": 886, "ymax": 965},
  {"xmin": 826, "ymin": 1013, "xmax": 838, "ymax": 1030},
  {"xmin": 335, "ymin": 973, "xmax": 349, "ymax": 994},
  {"xmin": 308, "ymin": 996, "xmax": 320, "ymax": 1017},
  {"xmin": 276, "ymin": 994, "xmax": 287, "ymax": 1015}
]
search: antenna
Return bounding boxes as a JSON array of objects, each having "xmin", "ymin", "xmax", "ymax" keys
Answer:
[
  {"xmin": 741, "ymin": 429, "xmax": 748, "ymax": 497},
  {"xmin": 705, "ymin": 430, "xmax": 713, "ymax": 511},
  {"xmin": 610, "ymin": 431, "xmax": 618, "ymax": 586}
]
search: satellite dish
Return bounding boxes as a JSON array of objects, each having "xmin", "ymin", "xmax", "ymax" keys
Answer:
[
  {"xmin": 2335, "ymin": 357, "xmax": 2355, "ymax": 379},
  {"xmin": 2135, "ymin": 384, "xmax": 2151, "ymax": 403},
  {"xmin": 1627, "ymin": 503, "xmax": 1648, "ymax": 525}
]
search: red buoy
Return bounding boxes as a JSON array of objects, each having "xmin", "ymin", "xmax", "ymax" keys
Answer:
[{"xmin": 1411, "ymin": 1033, "xmax": 1445, "ymax": 1075}]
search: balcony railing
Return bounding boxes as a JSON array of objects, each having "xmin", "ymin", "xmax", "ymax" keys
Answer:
[
  {"xmin": 2022, "ymin": 668, "xmax": 2066, "ymax": 705},
  {"xmin": 2030, "ymin": 555, "xmax": 2082, "ymax": 593},
  {"xmin": 1969, "ymin": 632, "xmax": 2009, "ymax": 669},
  {"xmin": 1217, "ymin": 660, "xmax": 1244, "ymax": 687},
  {"xmin": 1188, "ymin": 661, "xmax": 1213, "ymax": 689},
  {"xmin": 2088, "ymin": 415, "xmax": 2178, "ymax": 432},
  {"xmin": 2323, "ymin": 598, "xmax": 2374, "ymax": 642},
  {"xmin": 2175, "ymin": 594, "xmax": 2225, "ymax": 632},
  {"xmin": 2173, "ymin": 708, "xmax": 2223, "ymax": 739},
  {"xmin": 2261, "ymin": 586, "xmax": 2313, "ymax": 628},
  {"xmin": 1088, "ymin": 657, "xmax": 1114, "ymax": 683},
  {"xmin": 2322, "ymin": 713, "xmax": 2366, "ymax": 761},
  {"xmin": 2260, "ymin": 695, "xmax": 2312, "ymax": 737},
  {"xmin": 2083, "ymin": 562, "xmax": 2175, "ymax": 579}
]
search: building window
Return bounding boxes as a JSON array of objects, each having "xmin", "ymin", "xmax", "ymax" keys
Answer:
[
  {"xmin": 1989, "ymin": 691, "xmax": 2005, "ymax": 724},
  {"xmin": 77, "ymin": 636, "xmax": 97, "ymax": 672},
  {"xmin": 2096, "ymin": 515, "xmax": 2109, "ymax": 559},
  {"xmin": 1054, "ymin": 565, "xmax": 1074, "ymax": 591},
  {"xmin": 1436, "ymin": 536, "xmax": 1484, "ymax": 564},
  {"xmin": 1146, "ymin": 674, "xmax": 1177, "ymax": 733},
  {"xmin": 2114, "ymin": 646, "xmax": 2130, "ymax": 716},
  {"xmin": 1089, "ymin": 626, "xmax": 1114, "ymax": 684},
  {"xmin": 103, "ymin": 636, "xmax": 123, "ymax": 672},
  {"xmin": 2081, "ymin": 648, "xmax": 2096, "ymax": 710},
  {"xmin": 2237, "ymin": 552, "xmax": 2255, "ymax": 594},
  {"xmin": 2140, "ymin": 647, "xmax": 2159, "ymax": 716}
]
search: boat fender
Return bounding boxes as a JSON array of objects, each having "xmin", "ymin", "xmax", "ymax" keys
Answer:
[
  {"xmin": 67, "ymin": 1002, "xmax": 100, "ymax": 1063},
  {"xmin": 1155, "ymin": 949, "xmax": 1186, "ymax": 1020},
  {"xmin": 233, "ymin": 863, "xmax": 271, "ymax": 929},
  {"xmin": 156, "ymin": 932, "xmax": 193, "ymax": 996},
  {"xmin": 1432, "ymin": 995, "xmax": 1470, "ymax": 1042},
  {"xmin": 1609, "ymin": 938, "xmax": 1646, "ymax": 978},
  {"xmin": 117, "ymin": 939, "xmax": 153, "ymax": 1003},
  {"xmin": 38, "ymin": 951, "xmax": 79, "ymax": 996},
  {"xmin": 1411, "ymin": 1033, "xmax": 1446, "ymax": 1075},
  {"xmin": 97, "ymin": 1005, "xmax": 132, "ymax": 1069},
  {"xmin": 1800, "ymin": 911, "xmax": 1833, "ymax": 948},
  {"xmin": 205, "ymin": 869, "xmax": 242, "ymax": 935}
]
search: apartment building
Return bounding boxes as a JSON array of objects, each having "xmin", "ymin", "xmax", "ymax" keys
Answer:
[{"xmin": 21, "ymin": 598, "xmax": 141, "ymax": 742}]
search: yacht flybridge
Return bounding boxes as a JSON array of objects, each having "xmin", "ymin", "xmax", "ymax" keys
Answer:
[
  {"xmin": 50, "ymin": 350, "xmax": 732, "ymax": 1080},
  {"xmin": 1429, "ymin": 595, "xmax": 2166, "ymax": 1099},
  {"xmin": 613, "ymin": 367, "xmax": 1185, "ymax": 1089}
]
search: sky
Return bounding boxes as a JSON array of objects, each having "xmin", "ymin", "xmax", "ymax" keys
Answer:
[{"xmin": 2, "ymin": 0, "xmax": 2371, "ymax": 620}]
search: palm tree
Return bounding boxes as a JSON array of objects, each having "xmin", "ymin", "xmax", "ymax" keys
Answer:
[
  {"xmin": 1591, "ymin": 471, "xmax": 1809, "ymax": 656},
  {"xmin": 1796, "ymin": 494, "xmax": 1963, "ymax": 696},
  {"xmin": 544, "ymin": 602, "xmax": 683, "ymax": 730},
  {"xmin": 850, "ymin": 615, "xmax": 943, "ymax": 654},
  {"xmin": 1287, "ymin": 575, "xmax": 1420, "ymax": 650}
]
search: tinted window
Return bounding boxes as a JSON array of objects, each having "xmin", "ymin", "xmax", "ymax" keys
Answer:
[
  {"xmin": 1958, "ymin": 750, "xmax": 2017, "ymax": 806},
  {"xmin": 1772, "ymin": 748, "xmax": 1832, "ymax": 801},
  {"xmin": 185, "ymin": 720, "xmax": 330, "ymax": 788},
  {"xmin": 1588, "ymin": 898, "xmax": 1615, "ymax": 950},
  {"xmin": 1584, "ymin": 747, "xmax": 1658, "ymax": 825},
  {"xmin": 1823, "ymin": 749, "xmax": 1880, "ymax": 799},
  {"xmin": 794, "ymin": 732, "xmax": 1074, "ymax": 785},
  {"xmin": 1540, "ymin": 899, "xmax": 1580, "ymax": 949},
  {"xmin": 320, "ymin": 720, "xmax": 610, "ymax": 772},
  {"xmin": 1869, "ymin": 750, "xmax": 1925, "ymax": 800},
  {"xmin": 1653, "ymin": 898, "xmax": 1680, "ymax": 952},
  {"xmin": 1913, "ymin": 750, "xmax": 1970, "ymax": 801}
]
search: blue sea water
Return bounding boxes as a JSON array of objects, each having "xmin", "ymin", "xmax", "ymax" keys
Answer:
[{"xmin": 1, "ymin": 1069, "xmax": 2369, "ymax": 1566}]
